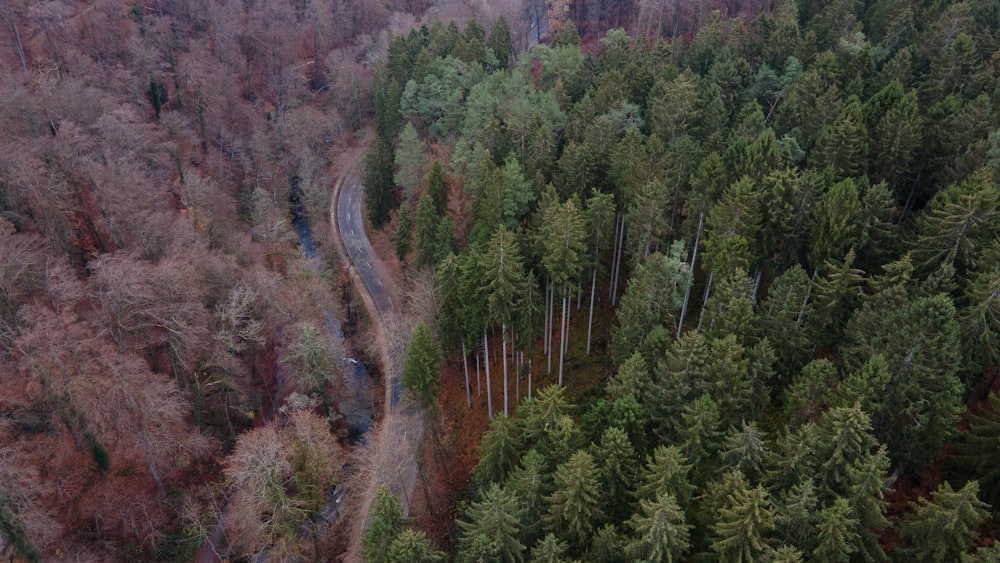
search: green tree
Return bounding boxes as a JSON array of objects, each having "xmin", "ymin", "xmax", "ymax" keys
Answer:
[
  {"xmin": 393, "ymin": 204, "xmax": 412, "ymax": 260},
  {"xmin": 487, "ymin": 17, "xmax": 512, "ymax": 69},
  {"xmin": 540, "ymin": 198, "xmax": 587, "ymax": 385},
  {"xmin": 395, "ymin": 121, "xmax": 426, "ymax": 201},
  {"xmin": 637, "ymin": 445, "xmax": 693, "ymax": 506},
  {"xmin": 809, "ymin": 178, "xmax": 861, "ymax": 269},
  {"xmin": 363, "ymin": 137, "xmax": 398, "ymax": 229},
  {"xmin": 950, "ymin": 394, "xmax": 1000, "ymax": 506},
  {"xmin": 387, "ymin": 529, "xmax": 446, "ymax": 562},
  {"xmin": 401, "ymin": 322, "xmax": 442, "ymax": 410},
  {"xmin": 530, "ymin": 533, "xmax": 570, "ymax": 563},
  {"xmin": 899, "ymin": 481, "xmax": 991, "ymax": 563},
  {"xmin": 362, "ymin": 485, "xmax": 405, "ymax": 563},
  {"xmin": 458, "ymin": 483, "xmax": 526, "ymax": 563},
  {"xmin": 592, "ymin": 427, "xmax": 639, "ymax": 523},
  {"xmin": 508, "ymin": 450, "xmax": 552, "ymax": 544},
  {"xmin": 482, "ymin": 227, "xmax": 529, "ymax": 416},
  {"xmin": 625, "ymin": 493, "xmax": 691, "ymax": 563},
  {"xmin": 414, "ymin": 192, "xmax": 441, "ymax": 269},
  {"xmin": 911, "ymin": 168, "xmax": 998, "ymax": 273},
  {"xmin": 710, "ymin": 480, "xmax": 775, "ymax": 563},
  {"xmin": 544, "ymin": 450, "xmax": 605, "ymax": 550},
  {"xmin": 426, "ymin": 160, "xmax": 449, "ymax": 215},
  {"xmin": 474, "ymin": 415, "xmax": 521, "ymax": 487},
  {"xmin": 812, "ymin": 498, "xmax": 860, "ymax": 563},
  {"xmin": 613, "ymin": 244, "xmax": 691, "ymax": 361}
]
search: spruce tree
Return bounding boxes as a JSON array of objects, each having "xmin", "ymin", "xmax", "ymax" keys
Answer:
[
  {"xmin": 530, "ymin": 533, "xmax": 569, "ymax": 563},
  {"xmin": 393, "ymin": 204, "xmax": 412, "ymax": 261},
  {"xmin": 458, "ymin": 482, "xmax": 526, "ymax": 563},
  {"xmin": 362, "ymin": 485, "xmax": 405, "ymax": 563},
  {"xmin": 710, "ymin": 481, "xmax": 775, "ymax": 563},
  {"xmin": 401, "ymin": 322, "xmax": 442, "ymax": 411},
  {"xmin": 625, "ymin": 493, "xmax": 691, "ymax": 563},
  {"xmin": 899, "ymin": 481, "xmax": 990, "ymax": 563},
  {"xmin": 637, "ymin": 445, "xmax": 693, "ymax": 506},
  {"xmin": 543, "ymin": 450, "xmax": 605, "ymax": 550},
  {"xmin": 387, "ymin": 529, "xmax": 446, "ymax": 562}
]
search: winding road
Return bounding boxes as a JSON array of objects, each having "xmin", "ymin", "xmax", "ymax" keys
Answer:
[{"xmin": 337, "ymin": 174, "xmax": 395, "ymax": 317}]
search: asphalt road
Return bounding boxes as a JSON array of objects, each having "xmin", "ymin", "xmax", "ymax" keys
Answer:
[{"xmin": 337, "ymin": 174, "xmax": 394, "ymax": 317}]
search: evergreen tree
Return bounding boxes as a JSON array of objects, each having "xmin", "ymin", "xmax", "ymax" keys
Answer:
[
  {"xmin": 363, "ymin": 138, "xmax": 398, "ymax": 229},
  {"xmin": 401, "ymin": 322, "xmax": 442, "ymax": 411},
  {"xmin": 544, "ymin": 450, "xmax": 605, "ymax": 550},
  {"xmin": 591, "ymin": 427, "xmax": 639, "ymax": 523},
  {"xmin": 426, "ymin": 160, "xmax": 449, "ymax": 215},
  {"xmin": 458, "ymin": 482, "xmax": 526, "ymax": 563},
  {"xmin": 637, "ymin": 445, "xmax": 693, "ymax": 506},
  {"xmin": 676, "ymin": 394, "xmax": 724, "ymax": 482},
  {"xmin": 393, "ymin": 205, "xmax": 412, "ymax": 261},
  {"xmin": 722, "ymin": 422, "xmax": 770, "ymax": 484},
  {"xmin": 912, "ymin": 168, "xmax": 998, "ymax": 273},
  {"xmin": 415, "ymin": 185, "xmax": 441, "ymax": 269},
  {"xmin": 387, "ymin": 529, "xmax": 446, "ymax": 562},
  {"xmin": 474, "ymin": 415, "xmax": 521, "ymax": 487},
  {"xmin": 507, "ymin": 450, "xmax": 552, "ymax": 544},
  {"xmin": 812, "ymin": 498, "xmax": 860, "ymax": 562},
  {"xmin": 395, "ymin": 121, "xmax": 426, "ymax": 201},
  {"xmin": 950, "ymin": 393, "xmax": 1000, "ymax": 507},
  {"xmin": 899, "ymin": 481, "xmax": 990, "ymax": 563},
  {"xmin": 808, "ymin": 178, "xmax": 861, "ymax": 269},
  {"xmin": 710, "ymin": 480, "xmax": 775, "ymax": 563},
  {"xmin": 625, "ymin": 493, "xmax": 691, "ymax": 562},
  {"xmin": 362, "ymin": 485, "xmax": 405, "ymax": 563},
  {"xmin": 530, "ymin": 533, "xmax": 569, "ymax": 563},
  {"xmin": 613, "ymin": 244, "xmax": 691, "ymax": 361},
  {"xmin": 487, "ymin": 17, "xmax": 512, "ymax": 69}
]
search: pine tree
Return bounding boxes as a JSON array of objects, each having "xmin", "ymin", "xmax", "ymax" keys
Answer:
[
  {"xmin": 458, "ymin": 482, "xmax": 526, "ymax": 563},
  {"xmin": 540, "ymin": 199, "xmax": 587, "ymax": 385},
  {"xmin": 487, "ymin": 17, "xmax": 512, "ymax": 69},
  {"xmin": 363, "ymin": 137, "xmax": 398, "ymax": 230},
  {"xmin": 637, "ymin": 445, "xmax": 693, "ymax": 506},
  {"xmin": 950, "ymin": 393, "xmax": 1000, "ymax": 507},
  {"xmin": 774, "ymin": 479, "xmax": 820, "ymax": 554},
  {"xmin": 676, "ymin": 394, "xmax": 723, "ymax": 483},
  {"xmin": 414, "ymin": 192, "xmax": 441, "ymax": 269},
  {"xmin": 912, "ymin": 168, "xmax": 998, "ymax": 273},
  {"xmin": 482, "ymin": 227, "xmax": 529, "ymax": 416},
  {"xmin": 722, "ymin": 422, "xmax": 770, "ymax": 484},
  {"xmin": 710, "ymin": 481, "xmax": 775, "ymax": 563},
  {"xmin": 530, "ymin": 533, "xmax": 569, "ymax": 563},
  {"xmin": 426, "ymin": 160, "xmax": 449, "ymax": 215},
  {"xmin": 544, "ymin": 450, "xmax": 605, "ymax": 550},
  {"xmin": 811, "ymin": 98, "xmax": 868, "ymax": 179},
  {"xmin": 362, "ymin": 485, "xmax": 405, "ymax": 563},
  {"xmin": 393, "ymin": 204, "xmax": 412, "ymax": 261},
  {"xmin": 387, "ymin": 529, "xmax": 446, "ymax": 562},
  {"xmin": 395, "ymin": 121, "xmax": 426, "ymax": 201},
  {"xmin": 625, "ymin": 493, "xmax": 691, "ymax": 562},
  {"xmin": 812, "ymin": 498, "xmax": 860, "ymax": 562},
  {"xmin": 401, "ymin": 322, "xmax": 442, "ymax": 411},
  {"xmin": 474, "ymin": 415, "xmax": 521, "ymax": 487},
  {"xmin": 613, "ymin": 244, "xmax": 691, "ymax": 362},
  {"xmin": 507, "ymin": 450, "xmax": 552, "ymax": 544},
  {"xmin": 808, "ymin": 178, "xmax": 861, "ymax": 269},
  {"xmin": 591, "ymin": 427, "xmax": 639, "ymax": 523},
  {"xmin": 899, "ymin": 481, "xmax": 991, "ymax": 563}
]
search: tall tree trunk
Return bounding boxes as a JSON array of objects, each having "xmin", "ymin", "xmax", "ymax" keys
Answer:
[
  {"xmin": 502, "ymin": 322, "xmax": 509, "ymax": 417},
  {"xmin": 577, "ymin": 278, "xmax": 582, "ymax": 310},
  {"xmin": 697, "ymin": 272, "xmax": 714, "ymax": 332},
  {"xmin": 587, "ymin": 266, "xmax": 597, "ymax": 354},
  {"xmin": 475, "ymin": 350, "xmax": 481, "ymax": 397},
  {"xmin": 543, "ymin": 275, "xmax": 549, "ymax": 356},
  {"xmin": 559, "ymin": 286, "xmax": 568, "ymax": 386},
  {"xmin": 547, "ymin": 279, "xmax": 554, "ymax": 374},
  {"xmin": 753, "ymin": 268, "xmax": 763, "ymax": 303},
  {"xmin": 484, "ymin": 330, "xmax": 492, "ymax": 419},
  {"xmin": 461, "ymin": 340, "xmax": 471, "ymax": 409},
  {"xmin": 612, "ymin": 213, "xmax": 627, "ymax": 305},
  {"xmin": 798, "ymin": 269, "xmax": 819, "ymax": 324},
  {"xmin": 610, "ymin": 212, "xmax": 622, "ymax": 300},
  {"xmin": 678, "ymin": 213, "xmax": 704, "ymax": 338}
]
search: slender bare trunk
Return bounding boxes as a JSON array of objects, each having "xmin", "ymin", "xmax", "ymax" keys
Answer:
[
  {"xmin": 612, "ymin": 213, "xmax": 626, "ymax": 305},
  {"xmin": 502, "ymin": 322, "xmax": 509, "ymax": 417},
  {"xmin": 547, "ymin": 279, "xmax": 554, "ymax": 374},
  {"xmin": 678, "ymin": 213, "xmax": 704, "ymax": 338},
  {"xmin": 559, "ymin": 286, "xmax": 568, "ymax": 386},
  {"xmin": 697, "ymin": 272, "xmax": 714, "ymax": 332},
  {"xmin": 475, "ymin": 350, "xmax": 481, "ymax": 397},
  {"xmin": 484, "ymin": 330, "xmax": 492, "ymax": 419},
  {"xmin": 461, "ymin": 340, "xmax": 471, "ymax": 409},
  {"xmin": 577, "ymin": 279, "xmax": 582, "ymax": 310},
  {"xmin": 610, "ymin": 213, "xmax": 621, "ymax": 300},
  {"xmin": 587, "ymin": 266, "xmax": 597, "ymax": 354}
]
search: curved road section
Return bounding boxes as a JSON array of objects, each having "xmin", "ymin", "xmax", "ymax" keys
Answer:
[
  {"xmin": 338, "ymin": 174, "xmax": 394, "ymax": 315},
  {"xmin": 336, "ymin": 174, "xmax": 401, "ymax": 405}
]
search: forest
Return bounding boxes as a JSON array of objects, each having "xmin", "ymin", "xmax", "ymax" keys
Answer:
[
  {"xmin": 361, "ymin": 0, "xmax": 1000, "ymax": 561},
  {"xmin": 0, "ymin": 0, "xmax": 998, "ymax": 561}
]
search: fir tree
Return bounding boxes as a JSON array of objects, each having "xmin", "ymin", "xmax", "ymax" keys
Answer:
[
  {"xmin": 361, "ymin": 485, "xmax": 405, "ymax": 563},
  {"xmin": 899, "ymin": 481, "xmax": 990, "ymax": 563},
  {"xmin": 543, "ymin": 450, "xmax": 605, "ymax": 550}
]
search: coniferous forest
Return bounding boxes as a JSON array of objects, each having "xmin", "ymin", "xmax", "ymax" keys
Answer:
[
  {"xmin": 362, "ymin": 2, "xmax": 1000, "ymax": 562},
  {"xmin": 1, "ymin": 0, "xmax": 1000, "ymax": 561}
]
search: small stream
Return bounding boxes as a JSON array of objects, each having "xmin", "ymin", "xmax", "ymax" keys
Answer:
[{"xmin": 290, "ymin": 178, "xmax": 373, "ymax": 442}]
